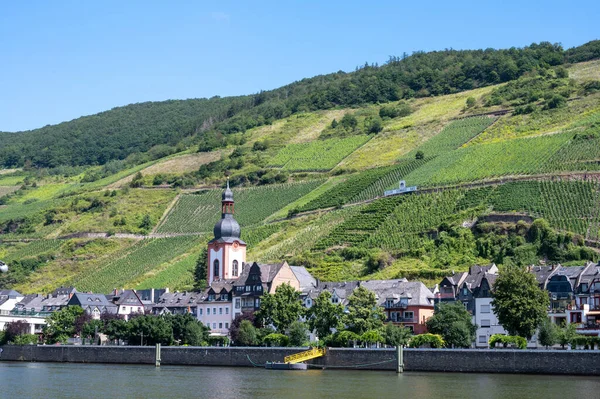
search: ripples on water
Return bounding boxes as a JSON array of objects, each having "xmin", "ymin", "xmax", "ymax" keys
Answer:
[{"xmin": 1, "ymin": 362, "xmax": 599, "ymax": 399}]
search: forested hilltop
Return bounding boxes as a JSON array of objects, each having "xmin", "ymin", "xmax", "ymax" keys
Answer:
[
  {"xmin": 1, "ymin": 41, "xmax": 599, "ymax": 169},
  {"xmin": 1, "ymin": 39, "xmax": 600, "ymax": 295}
]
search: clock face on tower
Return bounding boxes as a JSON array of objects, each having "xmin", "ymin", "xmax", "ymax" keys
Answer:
[{"xmin": 233, "ymin": 241, "xmax": 239, "ymax": 251}]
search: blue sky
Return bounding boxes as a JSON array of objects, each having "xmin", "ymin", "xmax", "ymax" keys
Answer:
[{"xmin": 0, "ymin": 0, "xmax": 598, "ymax": 132}]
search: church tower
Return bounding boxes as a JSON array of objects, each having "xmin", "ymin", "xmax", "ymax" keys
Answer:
[{"xmin": 207, "ymin": 179, "xmax": 247, "ymax": 284}]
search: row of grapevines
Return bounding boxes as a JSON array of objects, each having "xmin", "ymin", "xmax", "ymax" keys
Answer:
[
  {"xmin": 3, "ymin": 239, "xmax": 63, "ymax": 262},
  {"xmin": 73, "ymin": 236, "xmax": 200, "ymax": 293},
  {"xmin": 402, "ymin": 133, "xmax": 571, "ymax": 187},
  {"xmin": 268, "ymin": 135, "xmax": 372, "ymax": 171},
  {"xmin": 241, "ymin": 223, "xmax": 282, "ymax": 248},
  {"xmin": 156, "ymin": 180, "xmax": 323, "ymax": 234},
  {"xmin": 406, "ymin": 116, "xmax": 496, "ymax": 158},
  {"xmin": 136, "ymin": 253, "xmax": 198, "ymax": 291}
]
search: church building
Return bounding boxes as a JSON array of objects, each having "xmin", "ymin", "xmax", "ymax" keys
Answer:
[{"xmin": 207, "ymin": 179, "xmax": 247, "ymax": 282}]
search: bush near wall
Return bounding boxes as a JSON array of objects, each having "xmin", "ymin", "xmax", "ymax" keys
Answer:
[
  {"xmin": 409, "ymin": 333, "xmax": 445, "ymax": 348},
  {"xmin": 489, "ymin": 334, "xmax": 527, "ymax": 349}
]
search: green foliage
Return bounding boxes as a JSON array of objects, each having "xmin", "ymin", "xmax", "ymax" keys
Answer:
[
  {"xmin": 306, "ymin": 290, "xmax": 344, "ymax": 340},
  {"xmin": 360, "ymin": 329, "xmax": 385, "ymax": 345},
  {"xmin": 236, "ymin": 320, "xmax": 259, "ymax": 346},
  {"xmin": 557, "ymin": 322, "xmax": 578, "ymax": 348},
  {"xmin": 126, "ymin": 315, "xmax": 174, "ymax": 346},
  {"xmin": 489, "ymin": 334, "xmax": 527, "ymax": 349},
  {"xmin": 409, "ymin": 333, "xmax": 445, "ymax": 348},
  {"xmin": 466, "ymin": 97, "xmax": 476, "ymax": 108},
  {"xmin": 492, "ymin": 267, "xmax": 550, "ymax": 339},
  {"xmin": 156, "ymin": 181, "xmax": 322, "ymax": 234},
  {"xmin": 426, "ymin": 302, "xmax": 477, "ymax": 348},
  {"xmin": 263, "ymin": 333, "xmax": 289, "ymax": 347},
  {"xmin": 344, "ymin": 286, "xmax": 385, "ymax": 335},
  {"xmin": 167, "ymin": 313, "xmax": 210, "ymax": 346},
  {"xmin": 288, "ymin": 321, "xmax": 309, "ymax": 346},
  {"xmin": 325, "ymin": 330, "xmax": 360, "ymax": 347},
  {"xmin": 256, "ymin": 283, "xmax": 304, "ymax": 333},
  {"xmin": 384, "ymin": 323, "xmax": 412, "ymax": 346},
  {"xmin": 43, "ymin": 306, "xmax": 85, "ymax": 344},
  {"xmin": 537, "ymin": 318, "xmax": 558, "ymax": 348},
  {"xmin": 379, "ymin": 103, "xmax": 412, "ymax": 119},
  {"xmin": 11, "ymin": 334, "xmax": 39, "ymax": 345},
  {"xmin": 268, "ymin": 135, "xmax": 371, "ymax": 171}
]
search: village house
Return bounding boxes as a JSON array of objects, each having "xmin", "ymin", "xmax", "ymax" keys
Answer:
[
  {"xmin": 106, "ymin": 289, "xmax": 145, "ymax": 320},
  {"xmin": 67, "ymin": 293, "xmax": 117, "ymax": 318}
]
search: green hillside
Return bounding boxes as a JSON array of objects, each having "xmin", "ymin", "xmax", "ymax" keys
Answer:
[{"xmin": 1, "ymin": 45, "xmax": 600, "ymax": 293}]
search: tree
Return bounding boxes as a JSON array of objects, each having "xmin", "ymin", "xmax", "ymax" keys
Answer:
[
  {"xmin": 130, "ymin": 172, "xmax": 144, "ymax": 188},
  {"xmin": 557, "ymin": 322, "xmax": 577, "ymax": 349},
  {"xmin": 466, "ymin": 96, "xmax": 476, "ymax": 108},
  {"xmin": 415, "ymin": 150, "xmax": 425, "ymax": 160},
  {"xmin": 236, "ymin": 320, "xmax": 259, "ymax": 346},
  {"xmin": 360, "ymin": 329, "xmax": 385, "ymax": 346},
  {"xmin": 366, "ymin": 116, "xmax": 383, "ymax": 133},
  {"xmin": 126, "ymin": 315, "xmax": 173, "ymax": 346},
  {"xmin": 193, "ymin": 248, "xmax": 208, "ymax": 290},
  {"xmin": 426, "ymin": 302, "xmax": 476, "ymax": 348},
  {"xmin": 384, "ymin": 323, "xmax": 412, "ymax": 346},
  {"xmin": 306, "ymin": 291, "xmax": 344, "ymax": 340},
  {"xmin": 167, "ymin": 313, "xmax": 209, "ymax": 346},
  {"xmin": 492, "ymin": 266, "xmax": 550, "ymax": 339},
  {"xmin": 43, "ymin": 306, "xmax": 85, "ymax": 344},
  {"xmin": 538, "ymin": 318, "xmax": 558, "ymax": 348},
  {"xmin": 288, "ymin": 321, "xmax": 309, "ymax": 346},
  {"xmin": 255, "ymin": 283, "xmax": 304, "ymax": 333},
  {"xmin": 344, "ymin": 286, "xmax": 385, "ymax": 335},
  {"xmin": 3, "ymin": 320, "xmax": 30, "ymax": 343},
  {"xmin": 139, "ymin": 214, "xmax": 152, "ymax": 231}
]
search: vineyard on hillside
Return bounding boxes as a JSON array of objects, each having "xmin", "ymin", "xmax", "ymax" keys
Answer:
[
  {"xmin": 73, "ymin": 236, "xmax": 200, "ymax": 293},
  {"xmin": 268, "ymin": 135, "xmax": 371, "ymax": 171},
  {"xmin": 2, "ymin": 239, "xmax": 63, "ymax": 262},
  {"xmin": 156, "ymin": 180, "xmax": 323, "ymax": 234},
  {"xmin": 136, "ymin": 253, "xmax": 199, "ymax": 292},
  {"xmin": 406, "ymin": 116, "xmax": 496, "ymax": 157},
  {"xmin": 298, "ymin": 158, "xmax": 428, "ymax": 212}
]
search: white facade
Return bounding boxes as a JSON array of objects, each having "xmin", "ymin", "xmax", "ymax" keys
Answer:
[
  {"xmin": 473, "ymin": 297, "xmax": 506, "ymax": 348},
  {"xmin": 0, "ymin": 314, "xmax": 46, "ymax": 335}
]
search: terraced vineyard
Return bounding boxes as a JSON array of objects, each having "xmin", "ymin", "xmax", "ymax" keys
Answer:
[
  {"xmin": 402, "ymin": 133, "xmax": 571, "ymax": 187},
  {"xmin": 406, "ymin": 116, "xmax": 496, "ymax": 157},
  {"xmin": 299, "ymin": 158, "xmax": 428, "ymax": 212},
  {"xmin": 136, "ymin": 252, "xmax": 198, "ymax": 291},
  {"xmin": 2, "ymin": 239, "xmax": 63, "ymax": 262},
  {"xmin": 156, "ymin": 180, "xmax": 323, "ymax": 234},
  {"xmin": 268, "ymin": 135, "xmax": 371, "ymax": 171},
  {"xmin": 73, "ymin": 236, "xmax": 200, "ymax": 293}
]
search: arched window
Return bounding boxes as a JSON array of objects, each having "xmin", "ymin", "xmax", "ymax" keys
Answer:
[
  {"xmin": 213, "ymin": 259, "xmax": 220, "ymax": 278},
  {"xmin": 232, "ymin": 260, "xmax": 239, "ymax": 277}
]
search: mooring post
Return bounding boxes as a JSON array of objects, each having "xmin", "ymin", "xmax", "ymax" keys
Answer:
[
  {"xmin": 396, "ymin": 345, "xmax": 404, "ymax": 373},
  {"xmin": 155, "ymin": 343, "xmax": 161, "ymax": 367}
]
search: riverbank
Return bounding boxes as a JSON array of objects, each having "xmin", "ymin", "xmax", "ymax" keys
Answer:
[{"xmin": 2, "ymin": 345, "xmax": 600, "ymax": 376}]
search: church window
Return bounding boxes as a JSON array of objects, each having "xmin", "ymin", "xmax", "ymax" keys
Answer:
[
  {"xmin": 233, "ymin": 260, "xmax": 239, "ymax": 277},
  {"xmin": 213, "ymin": 259, "xmax": 220, "ymax": 278}
]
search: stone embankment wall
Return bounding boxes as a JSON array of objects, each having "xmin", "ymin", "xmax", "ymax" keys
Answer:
[{"xmin": 1, "ymin": 346, "xmax": 599, "ymax": 376}]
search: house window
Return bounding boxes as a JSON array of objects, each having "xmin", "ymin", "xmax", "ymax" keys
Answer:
[
  {"xmin": 225, "ymin": 308, "xmax": 229, "ymax": 315},
  {"xmin": 213, "ymin": 259, "xmax": 220, "ymax": 278},
  {"xmin": 245, "ymin": 286, "xmax": 251, "ymax": 292},
  {"xmin": 581, "ymin": 283, "xmax": 588, "ymax": 292},
  {"xmin": 463, "ymin": 288, "xmax": 468, "ymax": 296},
  {"xmin": 479, "ymin": 335, "xmax": 487, "ymax": 344},
  {"xmin": 221, "ymin": 294, "xmax": 227, "ymax": 301},
  {"xmin": 233, "ymin": 260, "xmax": 239, "ymax": 277},
  {"xmin": 255, "ymin": 298, "xmax": 260, "ymax": 308},
  {"xmin": 406, "ymin": 325, "xmax": 414, "ymax": 333},
  {"xmin": 213, "ymin": 323, "xmax": 216, "ymax": 329},
  {"xmin": 207, "ymin": 308, "xmax": 211, "ymax": 315},
  {"xmin": 219, "ymin": 308, "xmax": 223, "ymax": 315},
  {"xmin": 225, "ymin": 323, "xmax": 229, "ymax": 329},
  {"xmin": 481, "ymin": 319, "xmax": 491, "ymax": 327},
  {"xmin": 235, "ymin": 299, "xmax": 241, "ymax": 309},
  {"xmin": 207, "ymin": 323, "xmax": 210, "ymax": 328},
  {"xmin": 208, "ymin": 294, "xmax": 215, "ymax": 301},
  {"xmin": 332, "ymin": 297, "xmax": 339, "ymax": 304},
  {"xmin": 386, "ymin": 299, "xmax": 395, "ymax": 308},
  {"xmin": 199, "ymin": 308, "xmax": 203, "ymax": 315},
  {"xmin": 403, "ymin": 311, "xmax": 414, "ymax": 321},
  {"xmin": 257, "ymin": 285, "xmax": 262, "ymax": 291},
  {"xmin": 481, "ymin": 305, "xmax": 490, "ymax": 313},
  {"xmin": 219, "ymin": 323, "xmax": 223, "ymax": 329},
  {"xmin": 391, "ymin": 312, "xmax": 397, "ymax": 322},
  {"xmin": 213, "ymin": 307, "xmax": 216, "ymax": 314}
]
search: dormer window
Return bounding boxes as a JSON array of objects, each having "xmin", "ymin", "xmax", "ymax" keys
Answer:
[
  {"xmin": 208, "ymin": 294, "xmax": 215, "ymax": 301},
  {"xmin": 463, "ymin": 287, "xmax": 468, "ymax": 296},
  {"xmin": 221, "ymin": 294, "xmax": 227, "ymax": 301},
  {"xmin": 385, "ymin": 299, "xmax": 395, "ymax": 308}
]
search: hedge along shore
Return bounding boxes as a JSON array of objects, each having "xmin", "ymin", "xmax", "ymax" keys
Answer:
[{"xmin": 1, "ymin": 346, "xmax": 600, "ymax": 376}]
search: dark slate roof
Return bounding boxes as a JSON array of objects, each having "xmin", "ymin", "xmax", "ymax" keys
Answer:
[
  {"xmin": 212, "ymin": 214, "xmax": 242, "ymax": 241},
  {"xmin": 529, "ymin": 266, "xmax": 559, "ymax": 287},
  {"xmin": 461, "ymin": 265, "xmax": 499, "ymax": 291},
  {"xmin": 68, "ymin": 293, "xmax": 118, "ymax": 313},
  {"xmin": 234, "ymin": 262, "xmax": 286, "ymax": 286},
  {"xmin": 52, "ymin": 286, "xmax": 78, "ymax": 296},
  {"xmin": 108, "ymin": 290, "xmax": 144, "ymax": 306},
  {"xmin": 578, "ymin": 262, "xmax": 600, "ymax": 285},
  {"xmin": 0, "ymin": 289, "xmax": 22, "ymax": 298},
  {"xmin": 306, "ymin": 281, "xmax": 361, "ymax": 305},
  {"xmin": 361, "ymin": 280, "xmax": 435, "ymax": 307}
]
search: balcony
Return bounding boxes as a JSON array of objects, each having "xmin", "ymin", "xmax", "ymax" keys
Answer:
[{"xmin": 388, "ymin": 317, "xmax": 415, "ymax": 323}]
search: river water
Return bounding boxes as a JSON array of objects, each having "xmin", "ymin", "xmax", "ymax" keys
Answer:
[{"xmin": 1, "ymin": 362, "xmax": 598, "ymax": 399}]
